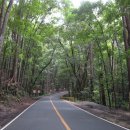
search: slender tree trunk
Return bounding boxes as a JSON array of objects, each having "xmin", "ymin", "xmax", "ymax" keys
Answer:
[
  {"xmin": 122, "ymin": 14, "xmax": 130, "ymax": 110},
  {"xmin": 115, "ymin": 35, "xmax": 125, "ymax": 100},
  {"xmin": 0, "ymin": 0, "xmax": 14, "ymax": 53},
  {"xmin": 99, "ymin": 72, "xmax": 106, "ymax": 106},
  {"xmin": 89, "ymin": 44, "xmax": 94, "ymax": 100}
]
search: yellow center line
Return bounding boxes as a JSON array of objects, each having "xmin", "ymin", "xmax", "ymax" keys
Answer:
[{"xmin": 50, "ymin": 99, "xmax": 71, "ymax": 130}]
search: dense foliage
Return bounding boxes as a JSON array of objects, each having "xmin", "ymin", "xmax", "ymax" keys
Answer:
[{"xmin": 0, "ymin": 0, "xmax": 130, "ymax": 110}]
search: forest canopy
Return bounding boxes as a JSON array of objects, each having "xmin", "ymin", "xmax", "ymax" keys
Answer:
[{"xmin": 0, "ymin": 0, "xmax": 130, "ymax": 110}]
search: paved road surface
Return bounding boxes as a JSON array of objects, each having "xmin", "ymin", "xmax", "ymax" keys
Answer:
[{"xmin": 1, "ymin": 92, "xmax": 129, "ymax": 130}]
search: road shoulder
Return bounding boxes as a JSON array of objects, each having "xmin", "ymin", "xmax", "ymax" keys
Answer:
[
  {"xmin": 64, "ymin": 100, "xmax": 130, "ymax": 130},
  {"xmin": 0, "ymin": 97, "xmax": 37, "ymax": 129}
]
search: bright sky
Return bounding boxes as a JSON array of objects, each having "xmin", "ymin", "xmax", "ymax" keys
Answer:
[{"xmin": 71, "ymin": 0, "xmax": 110, "ymax": 8}]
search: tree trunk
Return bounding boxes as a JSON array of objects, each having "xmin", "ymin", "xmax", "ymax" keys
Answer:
[
  {"xmin": 0, "ymin": 0, "xmax": 14, "ymax": 53},
  {"xmin": 122, "ymin": 14, "xmax": 130, "ymax": 110},
  {"xmin": 99, "ymin": 72, "xmax": 106, "ymax": 106}
]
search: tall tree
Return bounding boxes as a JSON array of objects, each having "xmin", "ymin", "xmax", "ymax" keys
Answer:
[{"xmin": 0, "ymin": 0, "xmax": 14, "ymax": 52}]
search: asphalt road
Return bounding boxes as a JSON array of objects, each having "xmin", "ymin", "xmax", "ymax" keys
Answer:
[{"xmin": 1, "ymin": 92, "xmax": 129, "ymax": 130}]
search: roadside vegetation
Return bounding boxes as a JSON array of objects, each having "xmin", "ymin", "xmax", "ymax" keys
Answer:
[{"xmin": 0, "ymin": 0, "xmax": 130, "ymax": 111}]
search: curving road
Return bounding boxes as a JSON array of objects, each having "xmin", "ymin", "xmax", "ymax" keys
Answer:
[{"xmin": 1, "ymin": 92, "xmax": 129, "ymax": 130}]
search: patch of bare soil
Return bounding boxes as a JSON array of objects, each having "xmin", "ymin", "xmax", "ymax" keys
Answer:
[
  {"xmin": 72, "ymin": 101, "xmax": 130, "ymax": 129},
  {"xmin": 0, "ymin": 97, "xmax": 36, "ymax": 129}
]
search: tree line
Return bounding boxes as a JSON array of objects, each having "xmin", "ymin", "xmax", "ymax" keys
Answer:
[{"xmin": 0, "ymin": 0, "xmax": 130, "ymax": 110}]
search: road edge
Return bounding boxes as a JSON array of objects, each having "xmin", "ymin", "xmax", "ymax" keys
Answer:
[
  {"xmin": 0, "ymin": 100, "xmax": 38, "ymax": 130},
  {"xmin": 64, "ymin": 100, "xmax": 130, "ymax": 130}
]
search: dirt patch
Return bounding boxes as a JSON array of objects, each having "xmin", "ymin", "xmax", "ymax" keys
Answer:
[
  {"xmin": 71, "ymin": 101, "xmax": 130, "ymax": 129},
  {"xmin": 0, "ymin": 97, "xmax": 36, "ymax": 129}
]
